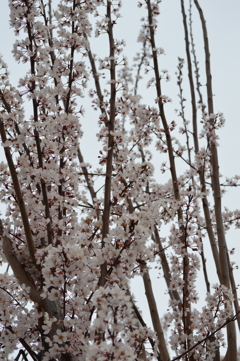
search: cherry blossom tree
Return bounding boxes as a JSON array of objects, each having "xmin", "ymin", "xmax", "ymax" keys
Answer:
[{"xmin": 0, "ymin": 1, "xmax": 239, "ymax": 360}]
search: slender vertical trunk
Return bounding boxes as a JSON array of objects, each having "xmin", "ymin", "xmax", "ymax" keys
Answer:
[
  {"xmin": 194, "ymin": 1, "xmax": 237, "ymax": 359},
  {"xmin": 146, "ymin": 1, "xmax": 192, "ymax": 357},
  {"xmin": 142, "ymin": 265, "xmax": 170, "ymax": 361},
  {"xmin": 98, "ymin": 1, "xmax": 116, "ymax": 287}
]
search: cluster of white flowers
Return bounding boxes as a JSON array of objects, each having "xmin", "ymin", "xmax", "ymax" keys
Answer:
[{"xmin": 199, "ymin": 113, "xmax": 226, "ymax": 146}]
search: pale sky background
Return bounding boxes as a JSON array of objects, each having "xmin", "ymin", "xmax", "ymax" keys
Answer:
[{"xmin": 0, "ymin": 0, "xmax": 240, "ymax": 357}]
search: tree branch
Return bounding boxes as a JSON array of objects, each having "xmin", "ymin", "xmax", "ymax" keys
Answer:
[
  {"xmin": 171, "ymin": 310, "xmax": 240, "ymax": 361},
  {"xmin": 0, "ymin": 120, "xmax": 37, "ymax": 263},
  {"xmin": 98, "ymin": 1, "xmax": 116, "ymax": 287},
  {"xmin": 0, "ymin": 220, "xmax": 41, "ymax": 304},
  {"xmin": 141, "ymin": 263, "xmax": 170, "ymax": 361},
  {"xmin": 194, "ymin": 1, "xmax": 237, "ymax": 358}
]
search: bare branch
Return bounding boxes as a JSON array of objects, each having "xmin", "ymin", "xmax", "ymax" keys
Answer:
[{"xmin": 142, "ymin": 264, "xmax": 170, "ymax": 361}]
